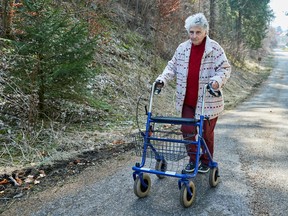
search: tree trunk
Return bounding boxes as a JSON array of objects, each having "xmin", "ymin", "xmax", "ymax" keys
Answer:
[
  {"xmin": 209, "ymin": 0, "xmax": 216, "ymax": 39},
  {"xmin": 134, "ymin": 0, "xmax": 139, "ymax": 27},
  {"xmin": 236, "ymin": 8, "xmax": 242, "ymax": 59},
  {"xmin": 1, "ymin": 0, "xmax": 12, "ymax": 37},
  {"xmin": 36, "ymin": 54, "xmax": 45, "ymax": 119}
]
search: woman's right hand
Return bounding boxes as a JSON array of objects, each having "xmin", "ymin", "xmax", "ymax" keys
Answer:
[
  {"xmin": 155, "ymin": 80, "xmax": 164, "ymax": 88},
  {"xmin": 154, "ymin": 80, "xmax": 164, "ymax": 94}
]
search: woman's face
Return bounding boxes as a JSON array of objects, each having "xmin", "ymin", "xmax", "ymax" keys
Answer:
[{"xmin": 189, "ymin": 26, "xmax": 207, "ymax": 45}]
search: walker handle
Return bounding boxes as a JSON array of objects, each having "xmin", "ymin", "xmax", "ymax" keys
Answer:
[
  {"xmin": 154, "ymin": 80, "xmax": 164, "ymax": 95},
  {"xmin": 149, "ymin": 81, "xmax": 161, "ymax": 113},
  {"xmin": 207, "ymin": 82, "xmax": 222, "ymax": 97},
  {"xmin": 201, "ymin": 83, "xmax": 222, "ymax": 115}
]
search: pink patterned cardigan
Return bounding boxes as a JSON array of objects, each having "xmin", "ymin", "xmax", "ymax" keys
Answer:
[{"xmin": 156, "ymin": 36, "xmax": 231, "ymax": 119}]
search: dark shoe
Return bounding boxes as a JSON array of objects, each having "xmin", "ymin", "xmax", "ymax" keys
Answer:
[
  {"xmin": 198, "ymin": 163, "xmax": 210, "ymax": 173},
  {"xmin": 184, "ymin": 161, "xmax": 201, "ymax": 173}
]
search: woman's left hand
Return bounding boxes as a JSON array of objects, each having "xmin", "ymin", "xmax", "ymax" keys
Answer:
[{"xmin": 211, "ymin": 81, "xmax": 219, "ymax": 90}]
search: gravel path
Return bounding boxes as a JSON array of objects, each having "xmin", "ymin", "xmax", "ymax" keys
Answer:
[{"xmin": 220, "ymin": 49, "xmax": 288, "ymax": 215}]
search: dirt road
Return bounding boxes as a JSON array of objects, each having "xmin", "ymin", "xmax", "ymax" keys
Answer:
[
  {"xmin": 218, "ymin": 51, "xmax": 288, "ymax": 216},
  {"xmin": 221, "ymin": 49, "xmax": 288, "ymax": 215},
  {"xmin": 2, "ymin": 50, "xmax": 288, "ymax": 216}
]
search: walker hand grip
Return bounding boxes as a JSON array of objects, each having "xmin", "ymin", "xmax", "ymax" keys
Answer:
[
  {"xmin": 154, "ymin": 80, "xmax": 164, "ymax": 95},
  {"xmin": 207, "ymin": 82, "xmax": 222, "ymax": 97}
]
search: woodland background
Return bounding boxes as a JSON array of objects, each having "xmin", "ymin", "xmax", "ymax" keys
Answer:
[{"xmin": 0, "ymin": 0, "xmax": 277, "ymax": 170}]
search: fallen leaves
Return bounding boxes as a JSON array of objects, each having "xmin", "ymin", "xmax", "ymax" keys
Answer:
[
  {"xmin": 0, "ymin": 168, "xmax": 46, "ymax": 187},
  {"xmin": 0, "ymin": 178, "xmax": 9, "ymax": 185},
  {"xmin": 0, "ymin": 168, "xmax": 47, "ymax": 198},
  {"xmin": 0, "ymin": 142, "xmax": 134, "ymax": 207},
  {"xmin": 112, "ymin": 139, "xmax": 125, "ymax": 145},
  {"xmin": 0, "ymin": 158, "xmax": 92, "ymax": 200}
]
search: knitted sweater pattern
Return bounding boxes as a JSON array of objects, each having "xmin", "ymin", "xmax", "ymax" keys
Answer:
[{"xmin": 157, "ymin": 36, "xmax": 231, "ymax": 119}]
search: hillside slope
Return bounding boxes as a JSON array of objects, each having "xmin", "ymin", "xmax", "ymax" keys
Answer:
[
  {"xmin": 0, "ymin": 2, "xmax": 273, "ymax": 171},
  {"xmin": 0, "ymin": 3, "xmax": 274, "ymax": 212}
]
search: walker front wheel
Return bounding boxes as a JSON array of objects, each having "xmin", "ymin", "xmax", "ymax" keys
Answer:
[
  {"xmin": 155, "ymin": 159, "xmax": 167, "ymax": 179},
  {"xmin": 209, "ymin": 167, "xmax": 220, "ymax": 187},
  {"xmin": 179, "ymin": 181, "xmax": 196, "ymax": 208},
  {"xmin": 134, "ymin": 173, "xmax": 151, "ymax": 198}
]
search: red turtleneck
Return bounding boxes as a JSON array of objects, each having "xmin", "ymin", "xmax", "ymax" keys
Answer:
[{"xmin": 184, "ymin": 37, "xmax": 206, "ymax": 108}]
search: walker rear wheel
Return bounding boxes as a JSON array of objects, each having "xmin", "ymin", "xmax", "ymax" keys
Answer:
[
  {"xmin": 209, "ymin": 167, "xmax": 220, "ymax": 187},
  {"xmin": 134, "ymin": 173, "xmax": 151, "ymax": 198},
  {"xmin": 155, "ymin": 159, "xmax": 167, "ymax": 179},
  {"xmin": 179, "ymin": 181, "xmax": 196, "ymax": 208}
]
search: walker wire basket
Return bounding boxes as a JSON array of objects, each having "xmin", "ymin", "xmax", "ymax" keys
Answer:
[{"xmin": 132, "ymin": 128, "xmax": 195, "ymax": 174}]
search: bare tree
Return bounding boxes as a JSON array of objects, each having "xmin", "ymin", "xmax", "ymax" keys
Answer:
[
  {"xmin": 0, "ymin": 0, "xmax": 12, "ymax": 37},
  {"xmin": 209, "ymin": 0, "xmax": 216, "ymax": 39}
]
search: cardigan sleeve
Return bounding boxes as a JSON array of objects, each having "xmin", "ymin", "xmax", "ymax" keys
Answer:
[{"xmin": 210, "ymin": 45, "xmax": 231, "ymax": 89}]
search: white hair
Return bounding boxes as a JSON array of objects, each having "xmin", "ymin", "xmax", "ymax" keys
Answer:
[{"xmin": 184, "ymin": 13, "xmax": 209, "ymax": 34}]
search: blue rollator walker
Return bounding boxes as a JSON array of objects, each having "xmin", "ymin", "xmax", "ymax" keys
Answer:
[{"xmin": 132, "ymin": 82, "xmax": 221, "ymax": 208}]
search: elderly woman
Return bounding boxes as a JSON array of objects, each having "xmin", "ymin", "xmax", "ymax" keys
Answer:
[{"xmin": 155, "ymin": 13, "xmax": 231, "ymax": 173}]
